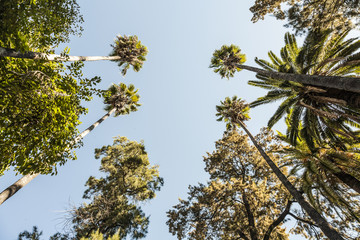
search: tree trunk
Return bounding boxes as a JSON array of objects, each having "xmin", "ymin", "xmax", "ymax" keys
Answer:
[
  {"xmin": 237, "ymin": 64, "xmax": 360, "ymax": 94},
  {"xmin": 332, "ymin": 171, "xmax": 360, "ymax": 194},
  {"xmin": 242, "ymin": 190, "xmax": 259, "ymax": 240},
  {"xmin": 0, "ymin": 46, "xmax": 121, "ymax": 62},
  {"xmin": 0, "ymin": 109, "xmax": 116, "ymax": 206},
  {"xmin": 237, "ymin": 121, "xmax": 344, "ymax": 240}
]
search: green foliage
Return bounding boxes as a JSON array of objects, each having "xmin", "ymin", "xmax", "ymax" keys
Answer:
[
  {"xmin": 0, "ymin": 57, "xmax": 101, "ymax": 175},
  {"xmin": 248, "ymin": 30, "xmax": 360, "ymax": 150},
  {"xmin": 0, "ymin": 0, "xmax": 83, "ymax": 51},
  {"xmin": 167, "ymin": 130, "xmax": 294, "ymax": 240},
  {"xmin": 215, "ymin": 96, "xmax": 250, "ymax": 130},
  {"xmin": 250, "ymin": 0, "xmax": 360, "ymax": 34},
  {"xmin": 110, "ymin": 35, "xmax": 148, "ymax": 75},
  {"xmin": 71, "ymin": 137, "xmax": 163, "ymax": 239},
  {"xmin": 276, "ymin": 132, "xmax": 360, "ymax": 239},
  {"xmin": 210, "ymin": 44, "xmax": 246, "ymax": 79},
  {"xmin": 17, "ymin": 227, "xmax": 121, "ymax": 240},
  {"xmin": 18, "ymin": 226, "xmax": 43, "ymax": 240},
  {"xmin": 103, "ymin": 83, "xmax": 141, "ymax": 116}
]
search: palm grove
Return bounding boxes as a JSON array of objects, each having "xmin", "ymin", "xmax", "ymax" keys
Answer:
[{"xmin": 1, "ymin": 0, "xmax": 360, "ymax": 239}]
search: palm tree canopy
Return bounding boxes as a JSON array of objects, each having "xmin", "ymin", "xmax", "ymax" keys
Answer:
[
  {"xmin": 215, "ymin": 96, "xmax": 250, "ymax": 129},
  {"xmin": 109, "ymin": 35, "xmax": 148, "ymax": 76},
  {"xmin": 103, "ymin": 82, "xmax": 141, "ymax": 116},
  {"xmin": 249, "ymin": 30, "xmax": 360, "ymax": 150},
  {"xmin": 210, "ymin": 44, "xmax": 246, "ymax": 79}
]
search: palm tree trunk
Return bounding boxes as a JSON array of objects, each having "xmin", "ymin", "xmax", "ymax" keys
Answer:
[
  {"xmin": 0, "ymin": 46, "xmax": 121, "ymax": 61},
  {"xmin": 332, "ymin": 171, "xmax": 360, "ymax": 194},
  {"xmin": 237, "ymin": 64, "xmax": 360, "ymax": 94},
  {"xmin": 237, "ymin": 121, "xmax": 344, "ymax": 240},
  {"xmin": 0, "ymin": 108, "xmax": 116, "ymax": 206}
]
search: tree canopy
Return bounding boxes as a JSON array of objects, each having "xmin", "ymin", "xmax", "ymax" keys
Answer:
[
  {"xmin": 70, "ymin": 137, "xmax": 163, "ymax": 239},
  {"xmin": 250, "ymin": 0, "xmax": 360, "ymax": 34}
]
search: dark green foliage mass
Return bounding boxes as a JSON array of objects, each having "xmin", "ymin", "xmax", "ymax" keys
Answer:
[{"xmin": 71, "ymin": 137, "xmax": 163, "ymax": 239}]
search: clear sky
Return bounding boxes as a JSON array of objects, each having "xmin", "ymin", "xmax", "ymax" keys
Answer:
[{"xmin": 0, "ymin": 0, "xmax": 308, "ymax": 239}]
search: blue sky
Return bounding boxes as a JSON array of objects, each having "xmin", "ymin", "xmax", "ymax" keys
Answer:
[{"xmin": 0, "ymin": 0, "xmax": 308, "ymax": 239}]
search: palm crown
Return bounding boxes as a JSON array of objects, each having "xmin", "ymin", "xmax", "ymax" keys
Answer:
[
  {"xmin": 103, "ymin": 83, "xmax": 141, "ymax": 116},
  {"xmin": 249, "ymin": 31, "xmax": 360, "ymax": 150},
  {"xmin": 216, "ymin": 96, "xmax": 250, "ymax": 130},
  {"xmin": 110, "ymin": 35, "xmax": 148, "ymax": 75},
  {"xmin": 210, "ymin": 45, "xmax": 246, "ymax": 79}
]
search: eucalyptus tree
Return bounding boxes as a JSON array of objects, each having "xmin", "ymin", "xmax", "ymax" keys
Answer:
[
  {"xmin": 250, "ymin": 0, "xmax": 360, "ymax": 34},
  {"xmin": 167, "ymin": 130, "xmax": 294, "ymax": 240},
  {"xmin": 0, "ymin": 35, "xmax": 148, "ymax": 75},
  {"xmin": 215, "ymin": 96, "xmax": 345, "ymax": 240},
  {"xmin": 210, "ymin": 31, "xmax": 360, "ymax": 150},
  {"xmin": 0, "ymin": 83, "xmax": 141, "ymax": 205},
  {"xmin": 71, "ymin": 137, "xmax": 163, "ymax": 239}
]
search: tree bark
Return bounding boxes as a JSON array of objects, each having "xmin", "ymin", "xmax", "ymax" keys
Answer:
[
  {"xmin": 242, "ymin": 190, "xmax": 259, "ymax": 240},
  {"xmin": 332, "ymin": 171, "xmax": 360, "ymax": 194},
  {"xmin": 0, "ymin": 46, "xmax": 121, "ymax": 61},
  {"xmin": 237, "ymin": 64, "xmax": 360, "ymax": 94},
  {"xmin": 0, "ymin": 109, "xmax": 116, "ymax": 206},
  {"xmin": 237, "ymin": 121, "xmax": 344, "ymax": 240}
]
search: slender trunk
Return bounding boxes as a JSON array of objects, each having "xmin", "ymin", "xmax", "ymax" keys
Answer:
[
  {"xmin": 0, "ymin": 46, "xmax": 121, "ymax": 62},
  {"xmin": 0, "ymin": 109, "xmax": 116, "ymax": 206},
  {"xmin": 332, "ymin": 171, "xmax": 360, "ymax": 194},
  {"xmin": 237, "ymin": 121, "xmax": 344, "ymax": 240},
  {"xmin": 237, "ymin": 64, "xmax": 360, "ymax": 94}
]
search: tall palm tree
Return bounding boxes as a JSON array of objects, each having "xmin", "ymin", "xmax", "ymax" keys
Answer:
[
  {"xmin": 277, "ymin": 132, "xmax": 360, "ymax": 228},
  {"xmin": 210, "ymin": 31, "xmax": 360, "ymax": 150},
  {"xmin": 0, "ymin": 83, "xmax": 140, "ymax": 205},
  {"xmin": 216, "ymin": 96, "xmax": 344, "ymax": 240},
  {"xmin": 0, "ymin": 35, "xmax": 147, "ymax": 75}
]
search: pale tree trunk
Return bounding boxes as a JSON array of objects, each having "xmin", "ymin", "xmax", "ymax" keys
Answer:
[
  {"xmin": 0, "ymin": 108, "xmax": 116, "ymax": 206},
  {"xmin": 0, "ymin": 46, "xmax": 121, "ymax": 61},
  {"xmin": 237, "ymin": 121, "xmax": 344, "ymax": 240},
  {"xmin": 237, "ymin": 64, "xmax": 360, "ymax": 94}
]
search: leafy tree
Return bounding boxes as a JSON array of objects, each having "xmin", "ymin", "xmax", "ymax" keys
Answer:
[
  {"xmin": 215, "ymin": 96, "xmax": 344, "ymax": 240},
  {"xmin": 70, "ymin": 137, "xmax": 163, "ymax": 239},
  {"xmin": 18, "ymin": 227, "xmax": 120, "ymax": 240},
  {"xmin": 18, "ymin": 226, "xmax": 43, "ymax": 240},
  {"xmin": 0, "ymin": 58, "xmax": 101, "ymax": 176},
  {"xmin": 0, "ymin": 83, "xmax": 141, "ymax": 205},
  {"xmin": 210, "ymin": 31, "xmax": 360, "ymax": 150},
  {"xmin": 0, "ymin": 0, "xmax": 97, "ymax": 176},
  {"xmin": 250, "ymin": 0, "xmax": 360, "ymax": 34},
  {"xmin": 0, "ymin": 35, "xmax": 148, "ymax": 76},
  {"xmin": 167, "ymin": 129, "xmax": 294, "ymax": 240},
  {"xmin": 0, "ymin": 0, "xmax": 83, "ymax": 51}
]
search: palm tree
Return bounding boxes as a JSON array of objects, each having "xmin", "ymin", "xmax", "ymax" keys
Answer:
[
  {"xmin": 0, "ymin": 35, "xmax": 148, "ymax": 75},
  {"xmin": 0, "ymin": 83, "xmax": 140, "ymax": 205},
  {"xmin": 216, "ymin": 96, "xmax": 344, "ymax": 240},
  {"xmin": 210, "ymin": 31, "xmax": 360, "ymax": 150},
  {"xmin": 277, "ymin": 132, "xmax": 360, "ymax": 228}
]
